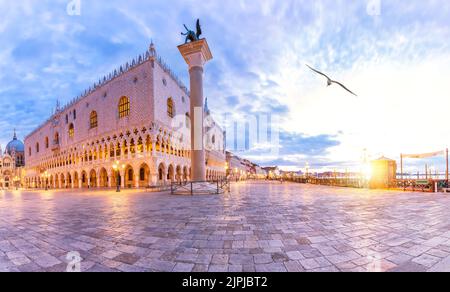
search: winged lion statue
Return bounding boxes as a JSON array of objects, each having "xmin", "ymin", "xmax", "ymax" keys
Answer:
[{"xmin": 181, "ymin": 19, "xmax": 202, "ymax": 44}]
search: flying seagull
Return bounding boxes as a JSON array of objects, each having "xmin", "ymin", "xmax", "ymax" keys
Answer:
[{"xmin": 306, "ymin": 64, "xmax": 358, "ymax": 97}]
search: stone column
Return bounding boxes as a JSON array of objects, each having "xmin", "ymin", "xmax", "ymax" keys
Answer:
[
  {"xmin": 135, "ymin": 174, "xmax": 140, "ymax": 189},
  {"xmin": 178, "ymin": 39, "xmax": 213, "ymax": 182},
  {"xmin": 150, "ymin": 174, "xmax": 157, "ymax": 187},
  {"xmin": 120, "ymin": 171, "xmax": 125, "ymax": 188}
]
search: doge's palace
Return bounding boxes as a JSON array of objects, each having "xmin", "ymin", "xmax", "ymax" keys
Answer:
[{"xmin": 24, "ymin": 42, "xmax": 226, "ymax": 189}]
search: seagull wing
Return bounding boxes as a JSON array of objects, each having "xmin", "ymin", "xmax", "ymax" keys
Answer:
[
  {"xmin": 331, "ymin": 80, "xmax": 358, "ymax": 97},
  {"xmin": 306, "ymin": 64, "xmax": 332, "ymax": 81}
]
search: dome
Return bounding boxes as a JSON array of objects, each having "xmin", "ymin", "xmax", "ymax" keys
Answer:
[{"xmin": 6, "ymin": 131, "xmax": 25, "ymax": 154}]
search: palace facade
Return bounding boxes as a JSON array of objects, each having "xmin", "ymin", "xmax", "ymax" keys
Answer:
[{"xmin": 24, "ymin": 42, "xmax": 226, "ymax": 189}]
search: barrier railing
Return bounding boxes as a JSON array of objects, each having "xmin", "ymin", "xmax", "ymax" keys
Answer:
[
  {"xmin": 282, "ymin": 177, "xmax": 366, "ymax": 188},
  {"xmin": 395, "ymin": 179, "xmax": 448, "ymax": 192},
  {"xmin": 171, "ymin": 179, "xmax": 230, "ymax": 195}
]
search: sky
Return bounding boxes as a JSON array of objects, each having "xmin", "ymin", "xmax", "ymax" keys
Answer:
[{"xmin": 0, "ymin": 0, "xmax": 449, "ymax": 173}]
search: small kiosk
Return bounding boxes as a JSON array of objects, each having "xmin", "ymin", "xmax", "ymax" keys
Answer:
[{"xmin": 369, "ymin": 156, "xmax": 397, "ymax": 189}]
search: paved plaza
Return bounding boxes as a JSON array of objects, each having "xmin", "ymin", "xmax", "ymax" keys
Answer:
[{"xmin": 1, "ymin": 182, "xmax": 450, "ymax": 272}]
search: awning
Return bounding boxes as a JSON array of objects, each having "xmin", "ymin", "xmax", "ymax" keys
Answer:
[{"xmin": 402, "ymin": 150, "xmax": 446, "ymax": 159}]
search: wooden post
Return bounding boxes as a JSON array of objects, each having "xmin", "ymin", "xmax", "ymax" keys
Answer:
[
  {"xmin": 425, "ymin": 164, "xmax": 428, "ymax": 180},
  {"xmin": 400, "ymin": 154, "xmax": 403, "ymax": 181},
  {"xmin": 446, "ymin": 148, "xmax": 449, "ymax": 184}
]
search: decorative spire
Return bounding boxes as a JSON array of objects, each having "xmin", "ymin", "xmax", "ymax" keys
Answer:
[
  {"xmin": 13, "ymin": 128, "xmax": 17, "ymax": 140},
  {"xmin": 149, "ymin": 40, "xmax": 156, "ymax": 56},
  {"xmin": 204, "ymin": 97, "xmax": 210, "ymax": 115},
  {"xmin": 55, "ymin": 99, "xmax": 61, "ymax": 114}
]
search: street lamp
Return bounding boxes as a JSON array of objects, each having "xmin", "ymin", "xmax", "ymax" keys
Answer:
[
  {"xmin": 13, "ymin": 176, "xmax": 20, "ymax": 190},
  {"xmin": 113, "ymin": 161, "xmax": 125, "ymax": 192},
  {"xmin": 113, "ymin": 162, "xmax": 120, "ymax": 192},
  {"xmin": 42, "ymin": 171, "xmax": 49, "ymax": 191}
]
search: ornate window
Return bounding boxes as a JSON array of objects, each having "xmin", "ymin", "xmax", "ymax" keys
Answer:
[
  {"xmin": 29, "ymin": 147, "xmax": 31, "ymax": 157},
  {"xmin": 118, "ymin": 96, "xmax": 130, "ymax": 118},
  {"xmin": 140, "ymin": 168, "xmax": 145, "ymax": 180},
  {"xmin": 167, "ymin": 98, "xmax": 174, "ymax": 118},
  {"xmin": 68, "ymin": 123, "xmax": 75, "ymax": 138},
  {"xmin": 45, "ymin": 137, "xmax": 49, "ymax": 149},
  {"xmin": 54, "ymin": 132, "xmax": 60, "ymax": 145},
  {"xmin": 36, "ymin": 143, "xmax": 40, "ymax": 153},
  {"xmin": 90, "ymin": 111, "xmax": 98, "ymax": 129}
]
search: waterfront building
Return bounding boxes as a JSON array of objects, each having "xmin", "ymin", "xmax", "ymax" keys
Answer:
[
  {"xmin": 24, "ymin": 42, "xmax": 226, "ymax": 189},
  {"xmin": 262, "ymin": 166, "xmax": 280, "ymax": 179}
]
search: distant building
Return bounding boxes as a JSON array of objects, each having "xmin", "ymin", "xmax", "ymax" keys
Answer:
[
  {"xmin": 254, "ymin": 165, "xmax": 267, "ymax": 178},
  {"xmin": 226, "ymin": 152, "xmax": 247, "ymax": 180},
  {"xmin": 262, "ymin": 166, "xmax": 280, "ymax": 179},
  {"xmin": 1, "ymin": 131, "xmax": 25, "ymax": 189}
]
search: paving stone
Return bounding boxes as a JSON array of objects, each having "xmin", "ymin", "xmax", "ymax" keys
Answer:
[
  {"xmin": 113, "ymin": 253, "xmax": 140, "ymax": 265},
  {"xmin": 255, "ymin": 263, "xmax": 287, "ymax": 272},
  {"xmin": 389, "ymin": 261, "xmax": 427, "ymax": 272},
  {"xmin": 211, "ymin": 254, "xmax": 228, "ymax": 265},
  {"xmin": 428, "ymin": 255, "xmax": 450, "ymax": 272},
  {"xmin": 208, "ymin": 264, "xmax": 228, "ymax": 272},
  {"xmin": 286, "ymin": 251, "xmax": 304, "ymax": 260},
  {"xmin": 326, "ymin": 251, "xmax": 361, "ymax": 265},
  {"xmin": 299, "ymin": 258, "xmax": 321, "ymax": 270},
  {"xmin": 172, "ymin": 262, "xmax": 195, "ymax": 272},
  {"xmin": 284, "ymin": 260, "xmax": 305, "ymax": 272},
  {"xmin": 412, "ymin": 254, "xmax": 441, "ymax": 268},
  {"xmin": 253, "ymin": 254, "xmax": 273, "ymax": 264}
]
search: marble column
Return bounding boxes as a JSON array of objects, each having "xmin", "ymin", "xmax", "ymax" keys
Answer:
[
  {"xmin": 135, "ymin": 174, "xmax": 140, "ymax": 188},
  {"xmin": 178, "ymin": 39, "xmax": 213, "ymax": 182},
  {"xmin": 120, "ymin": 171, "xmax": 125, "ymax": 188}
]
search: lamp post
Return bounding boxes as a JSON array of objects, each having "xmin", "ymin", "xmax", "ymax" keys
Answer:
[
  {"xmin": 14, "ymin": 176, "xmax": 19, "ymax": 190},
  {"xmin": 113, "ymin": 161, "xmax": 125, "ymax": 192},
  {"xmin": 225, "ymin": 162, "xmax": 229, "ymax": 180},
  {"xmin": 42, "ymin": 171, "xmax": 49, "ymax": 191},
  {"xmin": 113, "ymin": 161, "xmax": 120, "ymax": 192}
]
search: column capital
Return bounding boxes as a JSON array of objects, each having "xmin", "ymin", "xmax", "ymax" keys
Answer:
[{"xmin": 178, "ymin": 39, "xmax": 213, "ymax": 69}]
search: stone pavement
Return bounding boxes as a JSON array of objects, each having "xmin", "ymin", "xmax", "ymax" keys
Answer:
[{"xmin": 1, "ymin": 182, "xmax": 450, "ymax": 272}]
